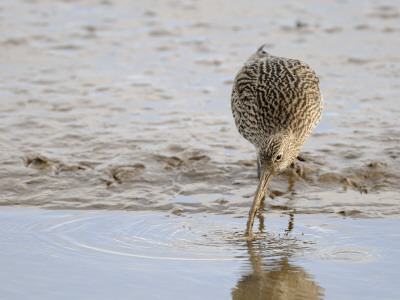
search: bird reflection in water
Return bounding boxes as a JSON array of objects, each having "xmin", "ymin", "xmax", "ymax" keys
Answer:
[{"xmin": 231, "ymin": 214, "xmax": 324, "ymax": 300}]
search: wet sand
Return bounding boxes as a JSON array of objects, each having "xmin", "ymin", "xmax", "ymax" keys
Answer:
[{"xmin": 1, "ymin": 0, "xmax": 400, "ymax": 299}]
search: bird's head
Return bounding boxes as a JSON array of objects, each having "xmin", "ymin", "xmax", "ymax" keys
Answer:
[
  {"xmin": 256, "ymin": 133, "xmax": 298, "ymax": 179},
  {"xmin": 248, "ymin": 133, "xmax": 299, "ymax": 234}
]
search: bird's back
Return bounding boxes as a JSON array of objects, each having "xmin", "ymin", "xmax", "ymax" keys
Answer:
[{"xmin": 231, "ymin": 49, "xmax": 323, "ymax": 149}]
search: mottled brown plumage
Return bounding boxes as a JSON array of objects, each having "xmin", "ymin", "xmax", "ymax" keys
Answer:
[{"xmin": 231, "ymin": 45, "xmax": 323, "ymax": 239}]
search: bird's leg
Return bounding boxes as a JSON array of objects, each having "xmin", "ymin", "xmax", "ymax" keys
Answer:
[
  {"xmin": 257, "ymin": 201, "xmax": 266, "ymax": 233},
  {"xmin": 284, "ymin": 212, "xmax": 294, "ymax": 235}
]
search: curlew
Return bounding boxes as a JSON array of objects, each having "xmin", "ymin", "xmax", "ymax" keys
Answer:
[{"xmin": 231, "ymin": 45, "xmax": 323, "ymax": 239}]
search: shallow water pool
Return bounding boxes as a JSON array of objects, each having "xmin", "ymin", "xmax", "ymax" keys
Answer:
[{"xmin": 0, "ymin": 208, "xmax": 398, "ymax": 299}]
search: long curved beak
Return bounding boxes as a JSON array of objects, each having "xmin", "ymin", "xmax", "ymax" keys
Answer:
[{"xmin": 245, "ymin": 164, "xmax": 276, "ymax": 239}]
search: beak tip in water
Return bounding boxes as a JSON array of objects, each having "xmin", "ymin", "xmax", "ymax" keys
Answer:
[{"xmin": 242, "ymin": 230, "xmax": 256, "ymax": 242}]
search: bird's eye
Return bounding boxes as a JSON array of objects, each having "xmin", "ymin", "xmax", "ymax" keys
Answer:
[{"xmin": 276, "ymin": 154, "xmax": 282, "ymax": 161}]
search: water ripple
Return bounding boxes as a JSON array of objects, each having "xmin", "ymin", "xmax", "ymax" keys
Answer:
[{"xmin": 0, "ymin": 209, "xmax": 252, "ymax": 262}]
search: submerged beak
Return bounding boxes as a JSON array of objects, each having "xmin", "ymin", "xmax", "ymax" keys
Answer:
[{"xmin": 245, "ymin": 164, "xmax": 276, "ymax": 239}]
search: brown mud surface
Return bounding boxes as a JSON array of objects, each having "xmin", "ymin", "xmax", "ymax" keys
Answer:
[{"xmin": 1, "ymin": 1, "xmax": 399, "ymax": 218}]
